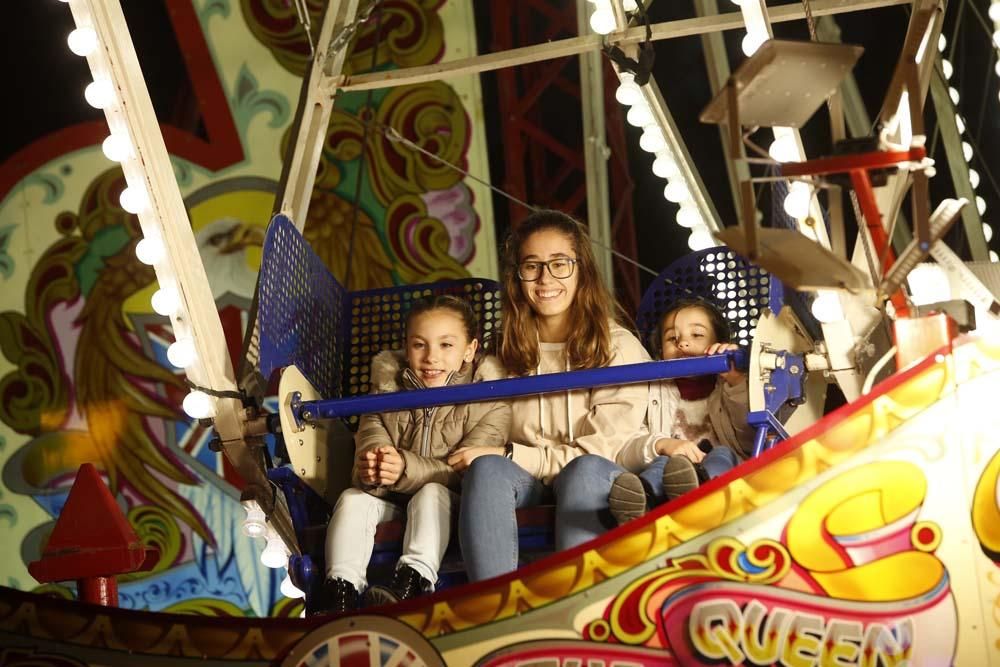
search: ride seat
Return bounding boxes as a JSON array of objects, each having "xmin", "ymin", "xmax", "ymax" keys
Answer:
[{"xmin": 256, "ymin": 215, "xmax": 773, "ymax": 596}]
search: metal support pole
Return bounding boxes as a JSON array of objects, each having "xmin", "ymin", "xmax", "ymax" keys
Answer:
[
  {"xmin": 275, "ymin": 0, "xmax": 363, "ymax": 229},
  {"xmin": 577, "ymin": 0, "xmax": 614, "ymax": 287}
]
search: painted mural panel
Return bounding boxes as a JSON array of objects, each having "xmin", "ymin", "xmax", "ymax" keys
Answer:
[{"xmin": 0, "ymin": 0, "xmax": 494, "ymax": 618}]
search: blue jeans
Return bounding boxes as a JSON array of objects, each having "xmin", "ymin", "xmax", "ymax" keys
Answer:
[
  {"xmin": 554, "ymin": 448, "xmax": 740, "ymax": 548},
  {"xmin": 644, "ymin": 447, "xmax": 740, "ymax": 502},
  {"xmin": 459, "ymin": 455, "xmax": 548, "ymax": 582}
]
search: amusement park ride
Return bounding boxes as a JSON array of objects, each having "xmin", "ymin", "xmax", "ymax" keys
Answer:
[{"xmin": 5, "ymin": 0, "xmax": 1000, "ymax": 664}]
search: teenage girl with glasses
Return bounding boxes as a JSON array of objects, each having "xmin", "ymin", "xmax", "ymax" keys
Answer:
[{"xmin": 453, "ymin": 209, "xmax": 650, "ymax": 581}]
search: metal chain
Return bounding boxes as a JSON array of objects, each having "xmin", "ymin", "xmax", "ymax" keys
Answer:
[
  {"xmin": 293, "ymin": 0, "xmax": 315, "ymax": 56},
  {"xmin": 329, "ymin": 0, "xmax": 380, "ymax": 54},
  {"xmin": 802, "ymin": 0, "xmax": 818, "ymax": 40}
]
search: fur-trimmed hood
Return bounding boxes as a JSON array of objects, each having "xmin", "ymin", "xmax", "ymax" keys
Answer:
[{"xmin": 369, "ymin": 349, "xmax": 507, "ymax": 393}]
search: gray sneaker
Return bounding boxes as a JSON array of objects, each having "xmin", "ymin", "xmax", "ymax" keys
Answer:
[
  {"xmin": 608, "ymin": 472, "xmax": 648, "ymax": 525},
  {"xmin": 662, "ymin": 456, "xmax": 700, "ymax": 501}
]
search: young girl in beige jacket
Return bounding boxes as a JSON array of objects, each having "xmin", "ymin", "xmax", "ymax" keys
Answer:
[{"xmin": 315, "ymin": 296, "xmax": 510, "ymax": 613}]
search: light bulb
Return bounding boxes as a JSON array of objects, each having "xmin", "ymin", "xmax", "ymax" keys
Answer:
[
  {"xmin": 280, "ymin": 573, "xmax": 305, "ymax": 599},
  {"xmin": 242, "ymin": 501, "xmax": 267, "ymax": 539},
  {"xmin": 639, "ymin": 126, "xmax": 666, "ymax": 153},
  {"xmin": 589, "ymin": 9, "xmax": 616, "ymax": 34},
  {"xmin": 995, "ymin": 61, "xmax": 1000, "ymax": 78},
  {"xmin": 151, "ymin": 285, "xmax": 180, "ymax": 316},
  {"xmin": 948, "ymin": 87, "xmax": 960, "ymax": 105},
  {"xmin": 994, "ymin": 30, "xmax": 1000, "ymax": 48},
  {"xmin": 101, "ymin": 133, "xmax": 131, "ymax": 162},
  {"xmin": 261, "ymin": 534, "xmax": 288, "ymax": 569},
  {"xmin": 783, "ymin": 183, "xmax": 812, "ymax": 219},
  {"xmin": 907, "ymin": 263, "xmax": 950, "ymax": 305},
  {"xmin": 741, "ymin": 32, "xmax": 766, "ymax": 57},
  {"xmin": 67, "ymin": 27, "xmax": 98, "ymax": 56},
  {"xmin": 977, "ymin": 196, "xmax": 987, "ymax": 215},
  {"xmin": 970, "ymin": 168, "xmax": 980, "ymax": 189},
  {"xmin": 676, "ymin": 206, "xmax": 702, "ymax": 228},
  {"xmin": 962, "ymin": 141, "xmax": 974, "ymax": 162},
  {"xmin": 991, "ymin": 250, "xmax": 999, "ymax": 263},
  {"xmin": 990, "ymin": 2, "xmax": 1000, "ymax": 20},
  {"xmin": 652, "ymin": 151, "xmax": 679, "ymax": 178},
  {"xmin": 663, "ymin": 180, "xmax": 689, "ymax": 203},
  {"xmin": 941, "ymin": 59, "xmax": 953, "ymax": 80},
  {"xmin": 938, "ymin": 34, "xmax": 946, "ymax": 53},
  {"xmin": 135, "ymin": 236, "xmax": 165, "ymax": 265},
  {"xmin": 167, "ymin": 338, "xmax": 197, "ymax": 368},
  {"xmin": 182, "ymin": 390, "xmax": 216, "ymax": 420},
  {"xmin": 811, "ymin": 291, "xmax": 843, "ymax": 323},
  {"xmin": 626, "ymin": 102, "xmax": 653, "ymax": 128},
  {"xmin": 768, "ymin": 135, "xmax": 798, "ymax": 162},
  {"xmin": 687, "ymin": 227, "xmax": 715, "ymax": 251},
  {"xmin": 955, "ymin": 114, "xmax": 966, "ymax": 134},
  {"xmin": 615, "ymin": 72, "xmax": 642, "ymax": 107},
  {"xmin": 984, "ymin": 223, "xmax": 994, "ymax": 243},
  {"xmin": 119, "ymin": 184, "xmax": 148, "ymax": 214},
  {"xmin": 84, "ymin": 79, "xmax": 115, "ymax": 109}
]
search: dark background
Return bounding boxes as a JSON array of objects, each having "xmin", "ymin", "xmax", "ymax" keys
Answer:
[{"xmin": 6, "ymin": 0, "xmax": 1000, "ymax": 298}]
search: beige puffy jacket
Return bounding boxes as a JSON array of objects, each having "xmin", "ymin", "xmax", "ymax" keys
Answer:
[{"xmin": 353, "ymin": 350, "xmax": 511, "ymax": 495}]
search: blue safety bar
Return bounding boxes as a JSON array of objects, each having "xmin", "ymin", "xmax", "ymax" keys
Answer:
[{"xmin": 293, "ymin": 349, "xmax": 747, "ymax": 424}]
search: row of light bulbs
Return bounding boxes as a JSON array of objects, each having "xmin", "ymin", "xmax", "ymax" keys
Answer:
[
  {"xmin": 61, "ymin": 0, "xmax": 216, "ymax": 419},
  {"xmin": 939, "ymin": 35, "xmax": 997, "ymax": 262},
  {"xmin": 243, "ymin": 501, "xmax": 305, "ymax": 599},
  {"xmin": 587, "ymin": 0, "xmax": 637, "ymax": 35},
  {"xmin": 588, "ymin": 0, "xmax": 717, "ymax": 250},
  {"xmin": 614, "ymin": 71, "xmax": 717, "ymax": 251}
]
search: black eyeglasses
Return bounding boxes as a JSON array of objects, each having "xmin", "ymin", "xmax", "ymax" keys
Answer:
[{"xmin": 517, "ymin": 258, "xmax": 578, "ymax": 281}]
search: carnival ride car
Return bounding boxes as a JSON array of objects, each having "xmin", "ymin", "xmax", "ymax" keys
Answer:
[{"xmin": 4, "ymin": 0, "xmax": 1000, "ymax": 665}]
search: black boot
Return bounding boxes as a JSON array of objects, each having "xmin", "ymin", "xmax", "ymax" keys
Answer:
[
  {"xmin": 364, "ymin": 565, "xmax": 432, "ymax": 607},
  {"xmin": 309, "ymin": 577, "xmax": 360, "ymax": 615}
]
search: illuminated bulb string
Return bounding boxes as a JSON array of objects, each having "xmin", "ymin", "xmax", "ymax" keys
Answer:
[{"xmin": 933, "ymin": 43, "xmax": 995, "ymax": 260}]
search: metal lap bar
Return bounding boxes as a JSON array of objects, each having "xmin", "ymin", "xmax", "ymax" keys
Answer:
[{"xmin": 294, "ymin": 349, "xmax": 748, "ymax": 423}]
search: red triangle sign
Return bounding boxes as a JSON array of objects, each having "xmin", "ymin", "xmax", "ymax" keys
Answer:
[{"xmin": 29, "ymin": 463, "xmax": 151, "ymax": 582}]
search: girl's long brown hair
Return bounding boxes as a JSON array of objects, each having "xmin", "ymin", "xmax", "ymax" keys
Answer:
[{"xmin": 498, "ymin": 209, "xmax": 619, "ymax": 376}]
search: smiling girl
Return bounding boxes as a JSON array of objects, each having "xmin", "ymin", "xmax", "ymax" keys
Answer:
[
  {"xmin": 607, "ymin": 298, "xmax": 755, "ymax": 525},
  {"xmin": 314, "ymin": 296, "xmax": 510, "ymax": 613},
  {"xmin": 454, "ymin": 209, "xmax": 650, "ymax": 581}
]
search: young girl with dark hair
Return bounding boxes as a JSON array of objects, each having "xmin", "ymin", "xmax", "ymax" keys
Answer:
[
  {"xmin": 607, "ymin": 298, "xmax": 755, "ymax": 525},
  {"xmin": 454, "ymin": 209, "xmax": 650, "ymax": 581},
  {"xmin": 315, "ymin": 296, "xmax": 510, "ymax": 612}
]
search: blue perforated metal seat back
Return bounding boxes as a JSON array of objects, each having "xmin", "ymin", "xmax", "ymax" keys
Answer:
[
  {"xmin": 257, "ymin": 215, "xmax": 502, "ymax": 413},
  {"xmin": 344, "ymin": 281, "xmax": 503, "ymax": 400},
  {"xmin": 258, "ymin": 215, "xmax": 346, "ymax": 399},
  {"xmin": 636, "ymin": 247, "xmax": 770, "ymax": 353}
]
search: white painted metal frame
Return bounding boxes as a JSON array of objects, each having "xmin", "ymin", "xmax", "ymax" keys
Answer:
[
  {"xmin": 61, "ymin": 0, "xmax": 939, "ymax": 560},
  {"xmin": 277, "ymin": 0, "xmax": 366, "ymax": 229}
]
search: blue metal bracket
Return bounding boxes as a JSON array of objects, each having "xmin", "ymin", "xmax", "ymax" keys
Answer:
[
  {"xmin": 747, "ymin": 410, "xmax": 791, "ymax": 457},
  {"xmin": 294, "ymin": 349, "xmax": 748, "ymax": 424},
  {"xmin": 763, "ymin": 350, "xmax": 807, "ymax": 416}
]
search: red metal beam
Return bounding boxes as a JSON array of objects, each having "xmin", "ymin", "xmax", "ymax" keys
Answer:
[{"xmin": 489, "ymin": 0, "xmax": 639, "ymax": 313}]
